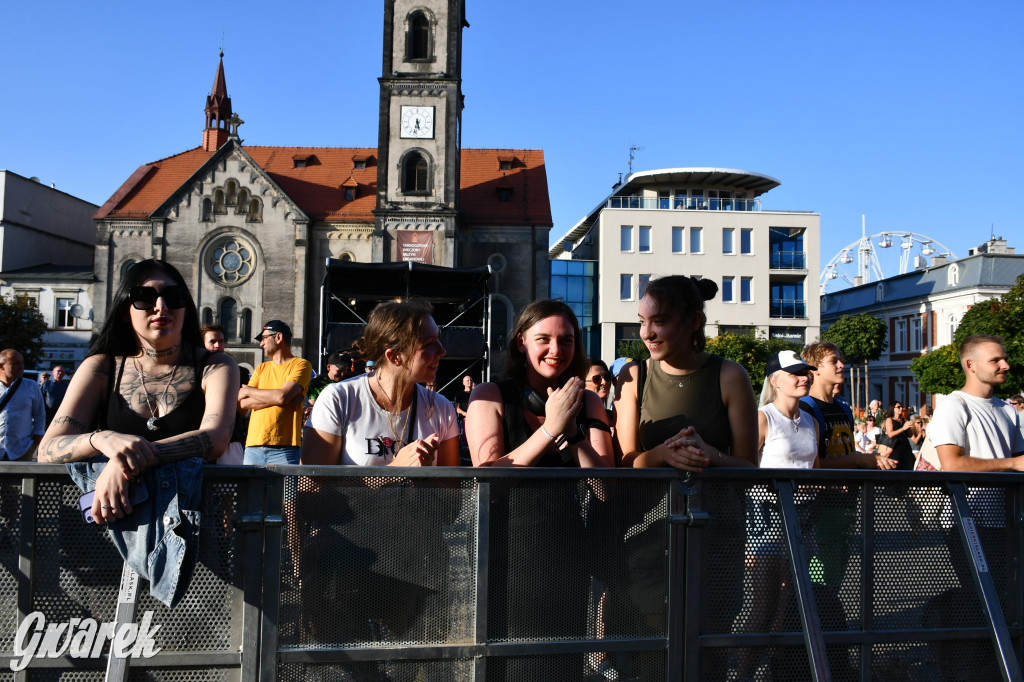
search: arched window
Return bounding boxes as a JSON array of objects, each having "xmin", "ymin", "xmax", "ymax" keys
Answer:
[
  {"xmin": 402, "ymin": 151, "xmax": 430, "ymax": 194},
  {"xmin": 408, "ymin": 11, "xmax": 431, "ymax": 60},
  {"xmin": 202, "ymin": 307, "xmax": 213, "ymax": 325},
  {"xmin": 236, "ymin": 188, "xmax": 250, "ymax": 214},
  {"xmin": 948, "ymin": 314, "xmax": 958, "ymax": 344},
  {"xmin": 875, "ymin": 283, "xmax": 884, "ymax": 302},
  {"xmin": 247, "ymin": 198, "xmax": 262, "ymax": 222},
  {"xmin": 220, "ymin": 298, "xmax": 238, "ymax": 340},
  {"xmin": 201, "ymin": 198, "xmax": 213, "ymax": 222},
  {"xmin": 947, "ymin": 263, "xmax": 960, "ymax": 287},
  {"xmin": 214, "ymin": 189, "xmax": 226, "ymax": 214},
  {"xmin": 225, "ymin": 180, "xmax": 239, "ymax": 207},
  {"xmin": 241, "ymin": 309, "xmax": 252, "ymax": 341}
]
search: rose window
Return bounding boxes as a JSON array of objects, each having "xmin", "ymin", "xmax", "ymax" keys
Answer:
[{"xmin": 208, "ymin": 237, "xmax": 256, "ymax": 285}]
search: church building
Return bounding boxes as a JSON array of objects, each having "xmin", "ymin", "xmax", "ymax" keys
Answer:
[{"xmin": 92, "ymin": 1, "xmax": 552, "ymax": 372}]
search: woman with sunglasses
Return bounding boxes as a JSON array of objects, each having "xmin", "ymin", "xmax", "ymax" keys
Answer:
[
  {"xmin": 39, "ymin": 260, "xmax": 239, "ymax": 525},
  {"xmin": 883, "ymin": 402, "xmax": 915, "ymax": 470}
]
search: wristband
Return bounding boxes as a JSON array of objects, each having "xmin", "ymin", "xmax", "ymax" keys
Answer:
[
  {"xmin": 88, "ymin": 430, "xmax": 99, "ymax": 451},
  {"xmin": 540, "ymin": 424, "xmax": 557, "ymax": 441}
]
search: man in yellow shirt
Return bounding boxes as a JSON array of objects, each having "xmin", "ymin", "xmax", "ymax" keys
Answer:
[{"xmin": 239, "ymin": 320, "xmax": 311, "ymax": 465}]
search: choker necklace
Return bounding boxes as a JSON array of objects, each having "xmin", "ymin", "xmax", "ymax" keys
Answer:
[{"xmin": 135, "ymin": 358, "xmax": 179, "ymax": 432}]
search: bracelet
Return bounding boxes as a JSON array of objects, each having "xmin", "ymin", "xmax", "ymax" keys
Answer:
[
  {"xmin": 540, "ymin": 424, "xmax": 556, "ymax": 441},
  {"xmin": 88, "ymin": 430, "xmax": 101, "ymax": 451}
]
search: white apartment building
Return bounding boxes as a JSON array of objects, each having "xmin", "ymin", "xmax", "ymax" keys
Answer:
[
  {"xmin": 550, "ymin": 168, "xmax": 820, "ymax": 362},
  {"xmin": 820, "ymin": 238, "xmax": 1024, "ymax": 410}
]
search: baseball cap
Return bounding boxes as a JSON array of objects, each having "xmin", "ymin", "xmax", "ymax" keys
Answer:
[
  {"xmin": 255, "ymin": 320, "xmax": 291, "ymax": 340},
  {"xmin": 766, "ymin": 350, "xmax": 816, "ymax": 377},
  {"xmin": 365, "ymin": 360, "xmax": 376, "ymax": 369}
]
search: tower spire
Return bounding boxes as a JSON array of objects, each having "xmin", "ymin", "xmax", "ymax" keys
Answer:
[{"xmin": 202, "ymin": 51, "xmax": 233, "ymax": 151}]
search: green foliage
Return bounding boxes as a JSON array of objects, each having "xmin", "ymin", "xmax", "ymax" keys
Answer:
[
  {"xmin": 821, "ymin": 313, "xmax": 888, "ymax": 362},
  {"xmin": 948, "ymin": 272, "xmax": 1024, "ymax": 395},
  {"xmin": 0, "ymin": 296, "xmax": 48, "ymax": 366},
  {"xmin": 910, "ymin": 344, "xmax": 964, "ymax": 396},
  {"xmin": 616, "ymin": 339, "xmax": 649, "ymax": 362},
  {"xmin": 706, "ymin": 332, "xmax": 802, "ymax": 392}
]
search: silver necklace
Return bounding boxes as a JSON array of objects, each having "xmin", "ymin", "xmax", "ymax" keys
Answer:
[{"xmin": 135, "ymin": 358, "xmax": 179, "ymax": 432}]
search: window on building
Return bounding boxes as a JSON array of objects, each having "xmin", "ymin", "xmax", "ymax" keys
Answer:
[
  {"xmin": 947, "ymin": 314, "xmax": 958, "ymax": 343},
  {"xmin": 896, "ymin": 319, "xmax": 907, "ymax": 353},
  {"xmin": 354, "ymin": 160, "xmax": 367, "ymax": 170},
  {"xmin": 55, "ymin": 297, "xmax": 76, "ymax": 329},
  {"xmin": 639, "ymin": 227, "xmax": 651, "ymax": 253},
  {"xmin": 672, "ymin": 227, "xmax": 684, "ymax": 253},
  {"xmin": 14, "ymin": 291, "xmax": 38, "ymax": 307},
  {"xmin": 344, "ymin": 187, "xmax": 355, "ymax": 202},
  {"xmin": 202, "ymin": 308, "xmax": 213, "ymax": 326},
  {"xmin": 689, "ymin": 189, "xmax": 704, "ymax": 210},
  {"xmin": 722, "ymin": 277, "xmax": 735, "ymax": 303},
  {"xmin": 769, "ymin": 227, "xmax": 805, "ymax": 269},
  {"xmin": 689, "ymin": 227, "xmax": 703, "ymax": 253},
  {"xmin": 402, "ymin": 151, "xmax": 430, "ymax": 193},
  {"xmin": 246, "ymin": 198, "xmax": 262, "ymax": 222},
  {"xmin": 408, "ymin": 11, "xmax": 432, "ymax": 60},
  {"xmin": 620, "ymin": 274, "xmax": 633, "ymax": 301},
  {"xmin": 620, "ymin": 226, "xmax": 632, "ymax": 252},
  {"xmin": 236, "ymin": 188, "xmax": 250, "ymax": 214},
  {"xmin": 241, "ymin": 309, "xmax": 252, "ymax": 341},
  {"xmin": 639, "ymin": 274, "xmax": 651, "ymax": 299},
  {"xmin": 220, "ymin": 298, "xmax": 238, "ymax": 341},
  {"xmin": 214, "ymin": 189, "xmax": 226, "ymax": 214},
  {"xmin": 497, "ymin": 187, "xmax": 513, "ymax": 202},
  {"xmin": 498, "ymin": 160, "xmax": 512, "ymax": 170},
  {"xmin": 201, "ymin": 198, "xmax": 213, "ymax": 222},
  {"xmin": 947, "ymin": 264, "xmax": 960, "ymax": 286},
  {"xmin": 723, "ymin": 228, "xmax": 735, "ymax": 255},
  {"xmin": 741, "ymin": 228, "xmax": 752, "ymax": 254},
  {"xmin": 673, "ymin": 189, "xmax": 687, "ymax": 209},
  {"xmin": 741, "ymin": 277, "xmax": 752, "ymax": 303},
  {"xmin": 550, "ymin": 259, "xmax": 596, "ymax": 330},
  {"xmin": 911, "ymin": 317, "xmax": 923, "ymax": 351},
  {"xmin": 225, "ymin": 180, "xmax": 239, "ymax": 207},
  {"xmin": 658, "ymin": 189, "xmax": 671, "ymax": 209}
]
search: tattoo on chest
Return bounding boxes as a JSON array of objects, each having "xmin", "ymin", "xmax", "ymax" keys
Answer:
[{"xmin": 119, "ymin": 362, "xmax": 197, "ymax": 417}]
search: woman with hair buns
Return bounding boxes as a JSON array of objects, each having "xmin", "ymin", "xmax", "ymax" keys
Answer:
[
  {"xmin": 301, "ymin": 298, "xmax": 459, "ymax": 466},
  {"xmin": 614, "ymin": 275, "xmax": 757, "ymax": 470}
]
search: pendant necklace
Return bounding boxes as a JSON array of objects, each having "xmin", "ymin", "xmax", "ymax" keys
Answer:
[
  {"xmin": 135, "ymin": 357, "xmax": 179, "ymax": 432},
  {"xmin": 377, "ymin": 372, "xmax": 411, "ymax": 451}
]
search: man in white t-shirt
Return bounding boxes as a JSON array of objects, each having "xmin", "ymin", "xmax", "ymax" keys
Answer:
[{"xmin": 929, "ymin": 334, "xmax": 1024, "ymax": 470}]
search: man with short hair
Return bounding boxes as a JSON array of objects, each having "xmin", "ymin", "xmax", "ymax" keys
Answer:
[
  {"xmin": 929, "ymin": 335, "xmax": 1024, "ymax": 470},
  {"xmin": 799, "ymin": 342, "xmax": 896, "ymax": 470},
  {"xmin": 1010, "ymin": 394, "xmax": 1024, "ymax": 440},
  {"xmin": 307, "ymin": 350, "xmax": 349, "ymax": 407},
  {"xmin": 239, "ymin": 321, "xmax": 311, "ymax": 466},
  {"xmin": 0, "ymin": 350, "xmax": 46, "ymax": 462},
  {"xmin": 202, "ymin": 324, "xmax": 226, "ymax": 353},
  {"xmin": 41, "ymin": 364, "xmax": 70, "ymax": 425}
]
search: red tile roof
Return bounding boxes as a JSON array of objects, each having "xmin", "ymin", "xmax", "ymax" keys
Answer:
[{"xmin": 97, "ymin": 145, "xmax": 552, "ymax": 226}]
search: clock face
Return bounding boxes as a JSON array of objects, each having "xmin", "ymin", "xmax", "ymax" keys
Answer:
[{"xmin": 400, "ymin": 106, "xmax": 434, "ymax": 139}]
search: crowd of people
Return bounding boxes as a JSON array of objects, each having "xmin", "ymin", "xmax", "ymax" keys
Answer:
[{"xmin": 3, "ymin": 258, "xmax": 1024, "ymax": 675}]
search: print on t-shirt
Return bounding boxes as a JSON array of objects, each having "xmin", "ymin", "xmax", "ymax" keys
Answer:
[
  {"xmin": 366, "ymin": 436, "xmax": 400, "ymax": 459},
  {"xmin": 800, "ymin": 397, "xmax": 855, "ymax": 460}
]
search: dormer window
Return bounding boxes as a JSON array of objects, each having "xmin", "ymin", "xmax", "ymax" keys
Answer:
[
  {"xmin": 354, "ymin": 160, "xmax": 366, "ymax": 170},
  {"xmin": 497, "ymin": 153, "xmax": 517, "ymax": 171},
  {"xmin": 292, "ymin": 154, "xmax": 319, "ymax": 169},
  {"xmin": 344, "ymin": 188, "xmax": 355, "ymax": 201}
]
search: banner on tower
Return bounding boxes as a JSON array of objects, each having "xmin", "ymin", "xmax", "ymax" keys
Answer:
[{"xmin": 397, "ymin": 230, "xmax": 434, "ymax": 264}]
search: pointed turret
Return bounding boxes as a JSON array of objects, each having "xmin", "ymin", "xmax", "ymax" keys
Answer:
[{"xmin": 202, "ymin": 52, "xmax": 233, "ymax": 151}]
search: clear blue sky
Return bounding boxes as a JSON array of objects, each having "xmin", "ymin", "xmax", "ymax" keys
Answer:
[{"xmin": 3, "ymin": 0, "xmax": 1021, "ymax": 289}]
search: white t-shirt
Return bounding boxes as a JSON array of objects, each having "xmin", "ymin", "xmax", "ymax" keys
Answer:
[
  {"xmin": 308, "ymin": 375, "xmax": 459, "ymax": 466},
  {"xmin": 928, "ymin": 391, "xmax": 1024, "ymax": 460},
  {"xmin": 855, "ymin": 430, "xmax": 876, "ymax": 453},
  {"xmin": 759, "ymin": 404, "xmax": 818, "ymax": 469}
]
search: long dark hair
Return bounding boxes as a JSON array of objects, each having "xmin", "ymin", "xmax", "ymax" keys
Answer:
[
  {"xmin": 504, "ymin": 299, "xmax": 588, "ymax": 384},
  {"xmin": 643, "ymin": 275, "xmax": 718, "ymax": 352},
  {"xmin": 90, "ymin": 259, "xmax": 202, "ymax": 358}
]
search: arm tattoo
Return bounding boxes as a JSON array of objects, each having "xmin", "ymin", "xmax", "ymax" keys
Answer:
[
  {"xmin": 41, "ymin": 433, "xmax": 88, "ymax": 464},
  {"xmin": 52, "ymin": 415, "xmax": 89, "ymax": 431},
  {"xmin": 155, "ymin": 432, "xmax": 214, "ymax": 462},
  {"xmin": 200, "ymin": 413, "xmax": 221, "ymax": 428}
]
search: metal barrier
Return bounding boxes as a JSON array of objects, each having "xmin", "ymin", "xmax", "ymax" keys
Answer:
[{"xmin": 2, "ymin": 465, "xmax": 1022, "ymax": 681}]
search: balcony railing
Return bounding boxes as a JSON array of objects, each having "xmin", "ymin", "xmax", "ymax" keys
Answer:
[
  {"xmin": 607, "ymin": 196, "xmax": 761, "ymax": 211},
  {"xmin": 771, "ymin": 298, "xmax": 807, "ymax": 318},
  {"xmin": 770, "ymin": 251, "xmax": 806, "ymax": 269}
]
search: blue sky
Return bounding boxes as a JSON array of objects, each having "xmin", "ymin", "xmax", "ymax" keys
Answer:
[{"xmin": 3, "ymin": 0, "xmax": 1021, "ymax": 290}]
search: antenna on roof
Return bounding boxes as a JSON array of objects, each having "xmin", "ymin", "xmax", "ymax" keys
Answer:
[{"xmin": 628, "ymin": 145, "xmax": 644, "ymax": 175}]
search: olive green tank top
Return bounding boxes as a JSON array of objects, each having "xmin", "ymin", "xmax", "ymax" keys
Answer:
[{"xmin": 639, "ymin": 354, "xmax": 732, "ymax": 455}]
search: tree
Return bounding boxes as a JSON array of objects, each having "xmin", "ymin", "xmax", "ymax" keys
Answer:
[
  {"xmin": 616, "ymin": 339, "xmax": 649, "ymax": 363},
  {"xmin": 821, "ymin": 313, "xmax": 888, "ymax": 414},
  {"xmin": 909, "ymin": 344, "xmax": 963, "ymax": 396},
  {"xmin": 705, "ymin": 332, "xmax": 802, "ymax": 393},
  {"xmin": 0, "ymin": 295, "xmax": 48, "ymax": 366}
]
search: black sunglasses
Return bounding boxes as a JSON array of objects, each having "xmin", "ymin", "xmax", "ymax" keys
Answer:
[{"xmin": 129, "ymin": 285, "xmax": 188, "ymax": 310}]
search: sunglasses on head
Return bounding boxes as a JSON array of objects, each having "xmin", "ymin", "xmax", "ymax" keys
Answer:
[{"xmin": 129, "ymin": 285, "xmax": 188, "ymax": 310}]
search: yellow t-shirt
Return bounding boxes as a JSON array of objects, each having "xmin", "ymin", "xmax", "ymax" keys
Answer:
[{"xmin": 245, "ymin": 357, "xmax": 312, "ymax": 447}]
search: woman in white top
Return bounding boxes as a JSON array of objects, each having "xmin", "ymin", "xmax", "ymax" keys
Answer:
[
  {"xmin": 735, "ymin": 350, "xmax": 819, "ymax": 680},
  {"xmin": 302, "ymin": 299, "xmax": 459, "ymax": 466}
]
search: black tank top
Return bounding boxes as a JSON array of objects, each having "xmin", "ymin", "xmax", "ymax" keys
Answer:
[{"xmin": 99, "ymin": 350, "xmax": 210, "ymax": 440}]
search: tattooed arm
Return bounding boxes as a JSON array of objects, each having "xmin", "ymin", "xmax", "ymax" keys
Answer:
[
  {"xmin": 39, "ymin": 355, "xmax": 113, "ymax": 463},
  {"xmin": 152, "ymin": 352, "xmax": 239, "ymax": 463}
]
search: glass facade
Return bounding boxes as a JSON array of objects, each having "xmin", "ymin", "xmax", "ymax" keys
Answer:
[{"xmin": 550, "ymin": 259, "xmax": 599, "ymax": 356}]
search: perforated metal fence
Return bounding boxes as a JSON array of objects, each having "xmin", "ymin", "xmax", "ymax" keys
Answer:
[{"xmin": 2, "ymin": 464, "xmax": 1022, "ymax": 681}]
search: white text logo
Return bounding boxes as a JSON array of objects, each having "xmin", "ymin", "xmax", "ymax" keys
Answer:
[{"xmin": 11, "ymin": 611, "xmax": 162, "ymax": 671}]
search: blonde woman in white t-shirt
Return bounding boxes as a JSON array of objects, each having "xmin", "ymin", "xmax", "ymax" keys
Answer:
[{"xmin": 734, "ymin": 350, "xmax": 820, "ymax": 681}]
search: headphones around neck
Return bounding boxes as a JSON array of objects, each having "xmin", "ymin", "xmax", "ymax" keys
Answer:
[{"xmin": 522, "ymin": 388, "xmax": 547, "ymax": 416}]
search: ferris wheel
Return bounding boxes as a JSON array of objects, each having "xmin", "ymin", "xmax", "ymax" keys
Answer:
[{"xmin": 820, "ymin": 217, "xmax": 958, "ymax": 293}]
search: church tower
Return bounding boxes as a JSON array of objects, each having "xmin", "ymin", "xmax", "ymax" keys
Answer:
[
  {"xmin": 202, "ymin": 52, "xmax": 232, "ymax": 152},
  {"xmin": 374, "ymin": 1, "xmax": 466, "ymax": 266}
]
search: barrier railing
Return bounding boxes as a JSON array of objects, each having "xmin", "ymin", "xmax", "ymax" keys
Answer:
[{"xmin": 1, "ymin": 465, "xmax": 1021, "ymax": 681}]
